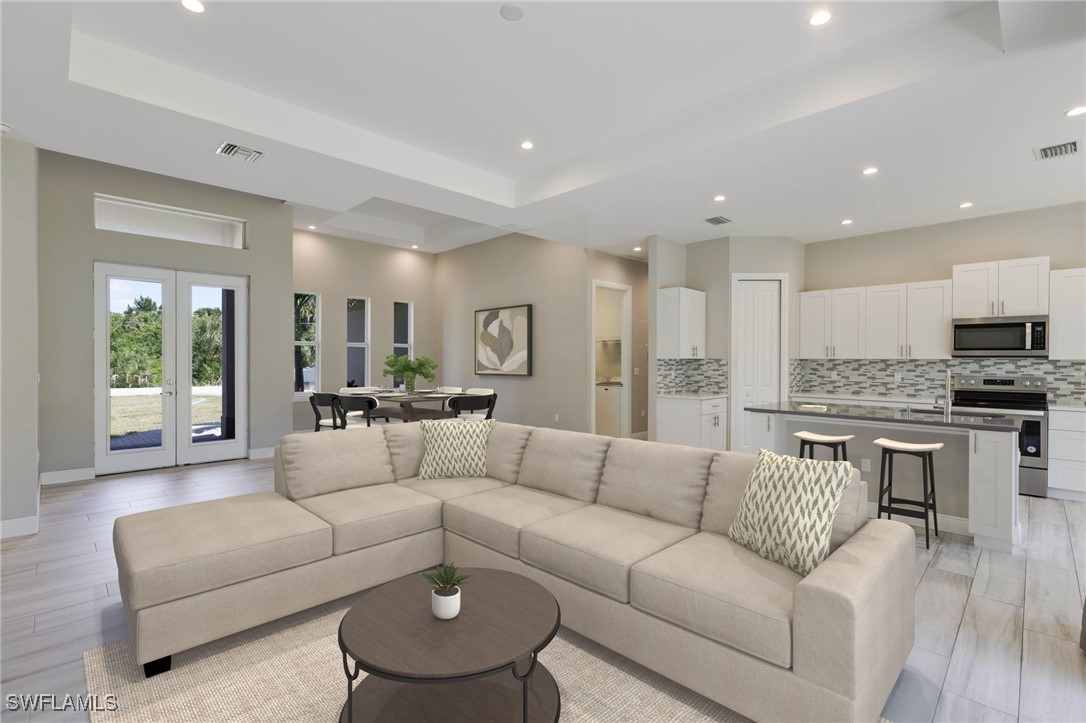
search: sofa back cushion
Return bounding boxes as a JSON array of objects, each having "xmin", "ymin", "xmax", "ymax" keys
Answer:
[
  {"xmin": 517, "ymin": 428, "xmax": 610, "ymax": 502},
  {"xmin": 597, "ymin": 439, "xmax": 714, "ymax": 528},
  {"xmin": 700, "ymin": 450, "xmax": 868, "ymax": 554},
  {"xmin": 275, "ymin": 428, "xmax": 395, "ymax": 501},
  {"xmin": 383, "ymin": 423, "xmax": 424, "ymax": 480},
  {"xmin": 486, "ymin": 422, "xmax": 534, "ymax": 483}
]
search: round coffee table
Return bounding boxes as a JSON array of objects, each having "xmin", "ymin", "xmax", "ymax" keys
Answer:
[{"xmin": 338, "ymin": 567, "xmax": 561, "ymax": 722}]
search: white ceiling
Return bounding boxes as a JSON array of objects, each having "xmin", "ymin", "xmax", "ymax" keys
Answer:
[{"xmin": 3, "ymin": 2, "xmax": 1084, "ymax": 257}]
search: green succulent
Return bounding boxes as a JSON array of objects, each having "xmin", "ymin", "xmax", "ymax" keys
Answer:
[{"xmin": 421, "ymin": 562, "xmax": 470, "ymax": 596}]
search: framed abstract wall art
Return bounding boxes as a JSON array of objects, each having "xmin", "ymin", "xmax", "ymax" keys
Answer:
[{"xmin": 475, "ymin": 304, "xmax": 532, "ymax": 376}]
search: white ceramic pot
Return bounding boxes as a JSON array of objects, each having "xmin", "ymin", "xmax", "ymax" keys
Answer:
[{"xmin": 431, "ymin": 587, "xmax": 461, "ymax": 620}]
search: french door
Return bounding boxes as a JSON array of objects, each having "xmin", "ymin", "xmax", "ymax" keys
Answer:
[{"xmin": 94, "ymin": 263, "xmax": 248, "ymax": 475}]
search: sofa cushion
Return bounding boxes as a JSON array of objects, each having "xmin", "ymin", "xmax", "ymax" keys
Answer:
[
  {"xmin": 113, "ymin": 492, "xmax": 331, "ymax": 610},
  {"xmin": 444, "ymin": 486, "xmax": 587, "ymax": 557},
  {"xmin": 700, "ymin": 451, "xmax": 866, "ymax": 555},
  {"xmin": 597, "ymin": 439, "xmax": 713, "ymax": 528},
  {"xmin": 383, "ymin": 423, "xmax": 424, "ymax": 480},
  {"xmin": 520, "ymin": 505, "xmax": 694, "ymax": 603},
  {"xmin": 276, "ymin": 428, "xmax": 394, "ymax": 501},
  {"xmin": 486, "ymin": 423, "xmax": 534, "ymax": 483},
  {"xmin": 728, "ymin": 449, "xmax": 852, "ymax": 576},
  {"xmin": 517, "ymin": 428, "xmax": 610, "ymax": 502},
  {"xmin": 630, "ymin": 531, "xmax": 801, "ymax": 669},
  {"xmin": 296, "ymin": 484, "xmax": 441, "ymax": 555},
  {"xmin": 399, "ymin": 476, "xmax": 508, "ymax": 501}
]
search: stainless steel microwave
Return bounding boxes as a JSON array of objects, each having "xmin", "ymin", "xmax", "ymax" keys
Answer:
[{"xmin": 952, "ymin": 316, "xmax": 1048, "ymax": 357}]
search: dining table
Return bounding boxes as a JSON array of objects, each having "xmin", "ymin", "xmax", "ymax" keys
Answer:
[{"xmin": 344, "ymin": 390, "xmax": 457, "ymax": 422}]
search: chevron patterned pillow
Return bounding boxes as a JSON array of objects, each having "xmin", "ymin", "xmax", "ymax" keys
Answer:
[
  {"xmin": 728, "ymin": 449, "xmax": 852, "ymax": 576},
  {"xmin": 418, "ymin": 419, "xmax": 495, "ymax": 480}
]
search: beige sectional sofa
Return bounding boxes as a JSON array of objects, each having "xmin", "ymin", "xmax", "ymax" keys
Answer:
[{"xmin": 113, "ymin": 422, "xmax": 915, "ymax": 722}]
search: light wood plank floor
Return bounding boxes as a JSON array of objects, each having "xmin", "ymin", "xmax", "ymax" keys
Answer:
[{"xmin": 1, "ymin": 460, "xmax": 1083, "ymax": 722}]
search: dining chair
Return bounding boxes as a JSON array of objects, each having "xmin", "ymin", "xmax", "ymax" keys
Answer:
[
  {"xmin": 335, "ymin": 395, "xmax": 378, "ymax": 428},
  {"xmin": 339, "ymin": 386, "xmax": 403, "ymax": 423},
  {"xmin": 436, "ymin": 386, "xmax": 463, "ymax": 394},
  {"xmin": 449, "ymin": 393, "xmax": 497, "ymax": 421},
  {"xmin": 309, "ymin": 393, "xmax": 342, "ymax": 431}
]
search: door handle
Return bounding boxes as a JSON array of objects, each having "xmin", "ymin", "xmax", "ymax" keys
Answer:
[
  {"xmin": 713, "ymin": 414, "xmax": 719, "ymax": 427},
  {"xmin": 161, "ymin": 391, "xmax": 174, "ymax": 396}
]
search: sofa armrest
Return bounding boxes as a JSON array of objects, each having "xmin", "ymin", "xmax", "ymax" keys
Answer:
[
  {"xmin": 792, "ymin": 519, "xmax": 915, "ymax": 700},
  {"xmin": 273, "ymin": 445, "xmax": 288, "ymax": 498}
]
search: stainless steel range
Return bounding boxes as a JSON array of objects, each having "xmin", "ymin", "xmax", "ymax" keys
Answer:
[{"xmin": 952, "ymin": 375, "xmax": 1049, "ymax": 497}]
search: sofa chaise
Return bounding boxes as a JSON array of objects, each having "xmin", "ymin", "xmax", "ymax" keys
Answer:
[{"xmin": 112, "ymin": 422, "xmax": 915, "ymax": 721}]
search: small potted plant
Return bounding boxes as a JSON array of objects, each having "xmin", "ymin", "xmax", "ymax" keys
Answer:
[
  {"xmin": 422, "ymin": 562, "xmax": 470, "ymax": 620},
  {"xmin": 382, "ymin": 354, "xmax": 438, "ymax": 393}
]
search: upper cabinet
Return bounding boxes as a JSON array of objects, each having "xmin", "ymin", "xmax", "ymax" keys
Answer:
[
  {"xmin": 1050, "ymin": 268, "xmax": 1086, "ymax": 360},
  {"xmin": 798, "ymin": 291, "xmax": 831, "ymax": 359},
  {"xmin": 952, "ymin": 256, "xmax": 1049, "ymax": 318},
  {"xmin": 797, "ymin": 288, "xmax": 865, "ymax": 359},
  {"xmin": 864, "ymin": 284, "xmax": 907, "ymax": 359},
  {"xmin": 905, "ymin": 280, "xmax": 953, "ymax": 359},
  {"xmin": 658, "ymin": 287, "xmax": 706, "ymax": 359}
]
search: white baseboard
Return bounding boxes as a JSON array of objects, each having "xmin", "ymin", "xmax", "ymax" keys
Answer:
[
  {"xmin": 1048, "ymin": 488, "xmax": 1086, "ymax": 503},
  {"xmin": 248, "ymin": 447, "xmax": 275, "ymax": 460},
  {"xmin": 39, "ymin": 467, "xmax": 96, "ymax": 486},
  {"xmin": 866, "ymin": 502, "xmax": 970, "ymax": 537},
  {"xmin": 1, "ymin": 516, "xmax": 39, "ymax": 539}
]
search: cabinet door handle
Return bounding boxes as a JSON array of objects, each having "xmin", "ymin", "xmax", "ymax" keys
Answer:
[
  {"xmin": 713, "ymin": 415, "xmax": 719, "ymax": 427},
  {"xmin": 1001, "ymin": 300, "xmax": 1005, "ymax": 315},
  {"xmin": 899, "ymin": 344, "xmax": 903, "ymax": 358},
  {"xmin": 825, "ymin": 345, "xmax": 829, "ymax": 358},
  {"xmin": 832, "ymin": 345, "xmax": 836, "ymax": 358},
  {"xmin": 908, "ymin": 344, "xmax": 912, "ymax": 358},
  {"xmin": 991, "ymin": 301, "xmax": 995, "ymax": 315}
]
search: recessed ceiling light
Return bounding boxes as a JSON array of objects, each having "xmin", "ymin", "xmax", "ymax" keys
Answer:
[
  {"xmin": 411, "ymin": 245, "xmax": 419, "ymax": 249},
  {"xmin": 500, "ymin": 3, "xmax": 525, "ymax": 21},
  {"xmin": 181, "ymin": 0, "xmax": 205, "ymax": 13},
  {"xmin": 1065, "ymin": 106, "xmax": 1086, "ymax": 117},
  {"xmin": 520, "ymin": 140, "xmax": 534, "ymax": 150},
  {"xmin": 633, "ymin": 247, "xmax": 642, "ymax": 252},
  {"xmin": 841, "ymin": 219, "xmax": 853, "ymax": 225},
  {"xmin": 307, "ymin": 225, "xmax": 316, "ymax": 230},
  {"xmin": 862, "ymin": 167, "xmax": 879, "ymax": 175},
  {"xmin": 959, "ymin": 202, "xmax": 974, "ymax": 209},
  {"xmin": 713, "ymin": 195, "xmax": 726, "ymax": 202},
  {"xmin": 809, "ymin": 10, "xmax": 831, "ymax": 26}
]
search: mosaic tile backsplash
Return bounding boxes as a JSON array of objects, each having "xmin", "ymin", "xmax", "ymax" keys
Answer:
[
  {"xmin": 657, "ymin": 358, "xmax": 729, "ymax": 394},
  {"xmin": 790, "ymin": 358, "xmax": 1085, "ymax": 406}
]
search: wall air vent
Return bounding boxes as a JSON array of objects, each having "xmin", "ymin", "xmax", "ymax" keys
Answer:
[
  {"xmin": 705, "ymin": 216, "xmax": 731, "ymax": 225},
  {"xmin": 215, "ymin": 141, "xmax": 264, "ymax": 163},
  {"xmin": 1033, "ymin": 140, "xmax": 1078, "ymax": 161}
]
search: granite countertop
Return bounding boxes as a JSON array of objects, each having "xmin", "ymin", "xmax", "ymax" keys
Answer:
[
  {"xmin": 657, "ymin": 392, "xmax": 728, "ymax": 400},
  {"xmin": 745, "ymin": 401, "xmax": 1022, "ymax": 432}
]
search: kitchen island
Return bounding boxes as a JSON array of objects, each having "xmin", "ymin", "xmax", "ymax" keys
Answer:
[{"xmin": 744, "ymin": 400, "xmax": 1021, "ymax": 552}]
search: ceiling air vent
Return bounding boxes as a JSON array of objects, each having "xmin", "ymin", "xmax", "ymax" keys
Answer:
[
  {"xmin": 1033, "ymin": 140, "xmax": 1078, "ymax": 161},
  {"xmin": 705, "ymin": 216, "xmax": 731, "ymax": 226},
  {"xmin": 216, "ymin": 141, "xmax": 264, "ymax": 163}
]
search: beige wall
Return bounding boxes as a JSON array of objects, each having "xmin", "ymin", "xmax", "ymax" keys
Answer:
[
  {"xmin": 291, "ymin": 231, "xmax": 437, "ymax": 430},
  {"xmin": 647, "ymin": 235, "xmax": 687, "ymax": 439},
  {"xmin": 2, "ymin": 139, "xmax": 40, "ymax": 528},
  {"xmin": 37, "ymin": 152, "xmax": 294, "ymax": 473},
  {"xmin": 685, "ymin": 236, "xmax": 730, "ymax": 359},
  {"xmin": 588, "ymin": 250, "xmax": 649, "ymax": 436},
  {"xmin": 805, "ymin": 202, "xmax": 1086, "ymax": 290},
  {"xmin": 434, "ymin": 233, "xmax": 591, "ymax": 431}
]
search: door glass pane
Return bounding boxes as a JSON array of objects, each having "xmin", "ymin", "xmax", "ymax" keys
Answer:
[
  {"xmin": 347, "ymin": 298, "xmax": 367, "ymax": 343},
  {"xmin": 109, "ymin": 279, "xmax": 164, "ymax": 451},
  {"xmin": 394, "ymin": 302, "xmax": 409, "ymax": 345},
  {"xmin": 347, "ymin": 347, "xmax": 367, "ymax": 388},
  {"xmin": 190, "ymin": 285, "xmax": 235, "ymax": 444}
]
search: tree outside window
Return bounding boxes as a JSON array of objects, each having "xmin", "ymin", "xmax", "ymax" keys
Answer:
[{"xmin": 294, "ymin": 293, "xmax": 318, "ymax": 394}]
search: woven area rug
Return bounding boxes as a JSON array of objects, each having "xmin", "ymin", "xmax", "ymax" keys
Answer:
[{"xmin": 84, "ymin": 594, "xmax": 751, "ymax": 722}]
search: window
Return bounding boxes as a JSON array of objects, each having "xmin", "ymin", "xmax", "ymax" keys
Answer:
[
  {"xmin": 392, "ymin": 301, "xmax": 413, "ymax": 388},
  {"xmin": 293, "ymin": 293, "xmax": 319, "ymax": 395},
  {"xmin": 346, "ymin": 297, "xmax": 369, "ymax": 388},
  {"xmin": 94, "ymin": 194, "xmax": 246, "ymax": 249}
]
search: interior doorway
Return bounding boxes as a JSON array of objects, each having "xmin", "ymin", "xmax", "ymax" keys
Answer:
[
  {"xmin": 93, "ymin": 263, "xmax": 249, "ymax": 475},
  {"xmin": 591, "ymin": 281, "xmax": 632, "ymax": 438},
  {"xmin": 730, "ymin": 275, "xmax": 788, "ymax": 453}
]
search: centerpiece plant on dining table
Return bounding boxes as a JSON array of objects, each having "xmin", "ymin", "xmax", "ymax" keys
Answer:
[{"xmin": 382, "ymin": 354, "xmax": 438, "ymax": 393}]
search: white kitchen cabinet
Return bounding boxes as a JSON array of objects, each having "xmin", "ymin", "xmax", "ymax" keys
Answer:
[
  {"xmin": 865, "ymin": 284, "xmax": 907, "ymax": 359},
  {"xmin": 1049, "ymin": 268, "xmax": 1086, "ymax": 360},
  {"xmin": 952, "ymin": 256, "xmax": 1049, "ymax": 318},
  {"xmin": 657, "ymin": 287, "xmax": 706, "ymax": 359},
  {"xmin": 906, "ymin": 280, "xmax": 953, "ymax": 359},
  {"xmin": 799, "ymin": 291, "xmax": 831, "ymax": 359},
  {"xmin": 830, "ymin": 287, "xmax": 866, "ymax": 359},
  {"xmin": 1049, "ymin": 409, "xmax": 1086, "ymax": 495},
  {"xmin": 594, "ymin": 385, "xmax": 621, "ymax": 437},
  {"xmin": 656, "ymin": 395, "xmax": 727, "ymax": 451}
]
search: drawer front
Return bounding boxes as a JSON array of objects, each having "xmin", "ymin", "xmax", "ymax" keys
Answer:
[
  {"xmin": 701, "ymin": 398, "xmax": 726, "ymax": 415},
  {"xmin": 1049, "ymin": 429, "xmax": 1086, "ymax": 462},
  {"xmin": 1049, "ymin": 458, "xmax": 1086, "ymax": 493},
  {"xmin": 1050, "ymin": 410, "xmax": 1086, "ymax": 433}
]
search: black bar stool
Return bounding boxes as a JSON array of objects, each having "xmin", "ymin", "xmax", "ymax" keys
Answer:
[
  {"xmin": 794, "ymin": 431, "xmax": 855, "ymax": 461},
  {"xmin": 875, "ymin": 437, "xmax": 944, "ymax": 548}
]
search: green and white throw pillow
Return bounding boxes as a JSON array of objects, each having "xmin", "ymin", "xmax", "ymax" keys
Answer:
[
  {"xmin": 418, "ymin": 419, "xmax": 495, "ymax": 480},
  {"xmin": 728, "ymin": 449, "xmax": 851, "ymax": 576}
]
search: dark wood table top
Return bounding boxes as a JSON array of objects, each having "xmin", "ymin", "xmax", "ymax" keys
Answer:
[{"xmin": 339, "ymin": 568, "xmax": 560, "ymax": 680}]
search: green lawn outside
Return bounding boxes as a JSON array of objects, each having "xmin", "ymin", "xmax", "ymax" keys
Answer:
[{"xmin": 110, "ymin": 393, "xmax": 223, "ymax": 438}]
